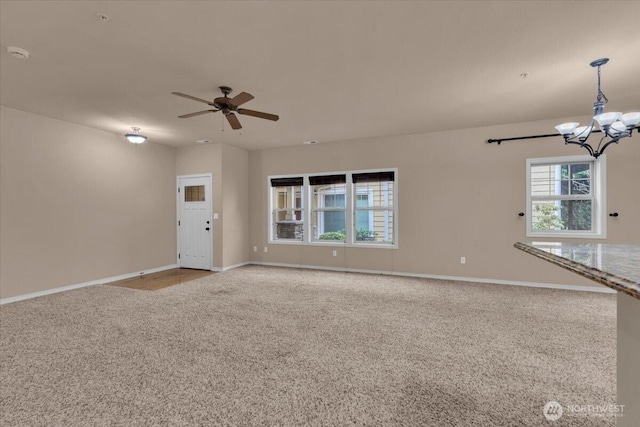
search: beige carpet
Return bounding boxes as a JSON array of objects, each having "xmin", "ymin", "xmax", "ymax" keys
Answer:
[{"xmin": 0, "ymin": 266, "xmax": 616, "ymax": 426}]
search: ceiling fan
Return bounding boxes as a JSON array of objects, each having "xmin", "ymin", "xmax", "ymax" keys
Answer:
[{"xmin": 172, "ymin": 86, "xmax": 279, "ymax": 130}]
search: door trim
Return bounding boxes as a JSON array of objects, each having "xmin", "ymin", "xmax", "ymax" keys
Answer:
[{"xmin": 176, "ymin": 173, "xmax": 213, "ymax": 270}]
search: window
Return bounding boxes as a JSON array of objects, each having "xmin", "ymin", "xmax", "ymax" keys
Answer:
[
  {"xmin": 526, "ymin": 155, "xmax": 606, "ymax": 238},
  {"xmin": 353, "ymin": 172, "xmax": 395, "ymax": 244},
  {"xmin": 311, "ymin": 175, "xmax": 347, "ymax": 242},
  {"xmin": 271, "ymin": 177, "xmax": 304, "ymax": 241},
  {"xmin": 185, "ymin": 185, "xmax": 205, "ymax": 202},
  {"xmin": 268, "ymin": 169, "xmax": 397, "ymax": 247}
]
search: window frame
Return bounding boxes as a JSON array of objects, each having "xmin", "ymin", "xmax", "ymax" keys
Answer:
[
  {"xmin": 526, "ymin": 154, "xmax": 606, "ymax": 239},
  {"xmin": 268, "ymin": 168, "xmax": 398, "ymax": 248}
]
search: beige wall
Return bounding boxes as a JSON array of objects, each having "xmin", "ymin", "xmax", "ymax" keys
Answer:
[
  {"xmin": 0, "ymin": 106, "xmax": 177, "ymax": 299},
  {"xmin": 221, "ymin": 143, "xmax": 250, "ymax": 267},
  {"xmin": 2, "ymin": 105, "xmax": 637, "ymax": 299},
  {"xmin": 249, "ymin": 117, "xmax": 640, "ymax": 287}
]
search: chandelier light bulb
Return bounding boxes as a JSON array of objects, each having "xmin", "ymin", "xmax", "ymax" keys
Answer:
[
  {"xmin": 573, "ymin": 125, "xmax": 592, "ymax": 139},
  {"xmin": 620, "ymin": 112, "xmax": 640, "ymax": 127},
  {"xmin": 594, "ymin": 112, "xmax": 622, "ymax": 127},
  {"xmin": 555, "ymin": 122, "xmax": 579, "ymax": 135},
  {"xmin": 609, "ymin": 122, "xmax": 627, "ymax": 137}
]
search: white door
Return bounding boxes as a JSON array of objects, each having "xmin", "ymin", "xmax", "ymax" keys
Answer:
[{"xmin": 178, "ymin": 175, "xmax": 212, "ymax": 270}]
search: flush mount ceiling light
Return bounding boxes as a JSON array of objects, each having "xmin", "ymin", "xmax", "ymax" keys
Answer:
[
  {"xmin": 125, "ymin": 127, "xmax": 147, "ymax": 144},
  {"xmin": 555, "ymin": 58, "xmax": 640, "ymax": 158},
  {"xmin": 7, "ymin": 46, "xmax": 30, "ymax": 59}
]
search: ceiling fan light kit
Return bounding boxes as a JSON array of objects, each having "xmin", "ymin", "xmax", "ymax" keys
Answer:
[
  {"xmin": 172, "ymin": 86, "xmax": 279, "ymax": 130},
  {"xmin": 125, "ymin": 127, "xmax": 147, "ymax": 144},
  {"xmin": 554, "ymin": 58, "xmax": 640, "ymax": 158}
]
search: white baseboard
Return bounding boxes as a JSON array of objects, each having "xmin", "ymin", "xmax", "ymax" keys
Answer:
[
  {"xmin": 220, "ymin": 262, "xmax": 251, "ymax": 272},
  {"xmin": 0, "ymin": 264, "xmax": 178, "ymax": 305},
  {"xmin": 1, "ymin": 260, "xmax": 615, "ymax": 305},
  {"xmin": 250, "ymin": 262, "xmax": 616, "ymax": 294},
  {"xmin": 210, "ymin": 262, "xmax": 250, "ymax": 272}
]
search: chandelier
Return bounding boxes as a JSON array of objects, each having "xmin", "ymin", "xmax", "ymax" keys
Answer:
[{"xmin": 555, "ymin": 58, "xmax": 639, "ymax": 158}]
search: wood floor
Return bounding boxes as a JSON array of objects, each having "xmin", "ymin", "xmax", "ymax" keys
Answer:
[{"xmin": 107, "ymin": 268, "xmax": 214, "ymax": 291}]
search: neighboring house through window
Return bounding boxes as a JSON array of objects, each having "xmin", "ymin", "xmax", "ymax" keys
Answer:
[
  {"xmin": 311, "ymin": 175, "xmax": 347, "ymax": 242},
  {"xmin": 271, "ymin": 177, "xmax": 304, "ymax": 241},
  {"xmin": 353, "ymin": 172, "xmax": 394, "ymax": 243}
]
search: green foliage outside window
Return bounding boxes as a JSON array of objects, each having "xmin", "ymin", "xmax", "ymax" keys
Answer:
[
  {"xmin": 560, "ymin": 166, "xmax": 592, "ymax": 230},
  {"xmin": 355, "ymin": 228, "xmax": 378, "ymax": 241},
  {"xmin": 318, "ymin": 228, "xmax": 378, "ymax": 241},
  {"xmin": 318, "ymin": 231, "xmax": 345, "ymax": 240},
  {"xmin": 533, "ymin": 203, "xmax": 564, "ymax": 231}
]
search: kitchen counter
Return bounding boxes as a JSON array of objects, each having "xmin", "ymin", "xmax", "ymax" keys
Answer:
[
  {"xmin": 515, "ymin": 241, "xmax": 640, "ymax": 426},
  {"xmin": 514, "ymin": 241, "xmax": 640, "ymax": 300}
]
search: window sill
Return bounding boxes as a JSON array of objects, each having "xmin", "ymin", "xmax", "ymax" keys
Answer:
[{"xmin": 526, "ymin": 231, "xmax": 606, "ymax": 240}]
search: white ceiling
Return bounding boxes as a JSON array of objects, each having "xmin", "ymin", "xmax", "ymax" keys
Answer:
[{"xmin": 1, "ymin": 1, "xmax": 639, "ymax": 150}]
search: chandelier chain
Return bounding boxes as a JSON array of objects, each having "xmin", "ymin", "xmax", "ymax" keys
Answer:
[{"xmin": 596, "ymin": 65, "xmax": 608, "ymax": 106}]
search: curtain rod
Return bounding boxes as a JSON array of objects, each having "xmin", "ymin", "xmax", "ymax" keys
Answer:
[{"xmin": 486, "ymin": 126, "xmax": 639, "ymax": 145}]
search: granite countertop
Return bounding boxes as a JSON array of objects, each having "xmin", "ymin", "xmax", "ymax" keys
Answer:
[{"xmin": 515, "ymin": 241, "xmax": 640, "ymax": 300}]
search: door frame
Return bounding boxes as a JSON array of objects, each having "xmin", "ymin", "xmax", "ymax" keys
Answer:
[{"xmin": 176, "ymin": 173, "xmax": 213, "ymax": 270}]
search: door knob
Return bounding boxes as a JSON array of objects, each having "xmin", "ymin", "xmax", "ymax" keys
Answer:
[{"xmin": 205, "ymin": 227, "xmax": 210, "ymax": 231}]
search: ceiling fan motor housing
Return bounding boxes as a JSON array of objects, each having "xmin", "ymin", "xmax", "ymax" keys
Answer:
[
  {"xmin": 213, "ymin": 86, "xmax": 235, "ymax": 111},
  {"xmin": 213, "ymin": 97, "xmax": 233, "ymax": 111}
]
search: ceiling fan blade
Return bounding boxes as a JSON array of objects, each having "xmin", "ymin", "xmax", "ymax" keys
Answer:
[
  {"xmin": 237, "ymin": 108, "xmax": 279, "ymax": 121},
  {"xmin": 229, "ymin": 92, "xmax": 254, "ymax": 107},
  {"xmin": 171, "ymin": 92, "xmax": 212, "ymax": 105},
  {"xmin": 178, "ymin": 109, "xmax": 218, "ymax": 119},
  {"xmin": 226, "ymin": 113, "xmax": 242, "ymax": 130}
]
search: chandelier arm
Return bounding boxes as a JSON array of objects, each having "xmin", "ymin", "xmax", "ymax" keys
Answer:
[
  {"xmin": 596, "ymin": 138, "xmax": 621, "ymax": 157},
  {"xmin": 586, "ymin": 118, "xmax": 597, "ymax": 141},
  {"xmin": 595, "ymin": 134, "xmax": 607, "ymax": 154},
  {"xmin": 564, "ymin": 139, "xmax": 595, "ymax": 157}
]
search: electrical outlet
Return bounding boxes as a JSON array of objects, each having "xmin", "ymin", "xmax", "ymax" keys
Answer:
[
  {"xmin": 264, "ymin": 247, "xmax": 268, "ymax": 253},
  {"xmin": 460, "ymin": 257, "xmax": 466, "ymax": 264},
  {"xmin": 253, "ymin": 246, "xmax": 257, "ymax": 252},
  {"xmin": 332, "ymin": 250, "xmax": 337, "ymax": 257}
]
